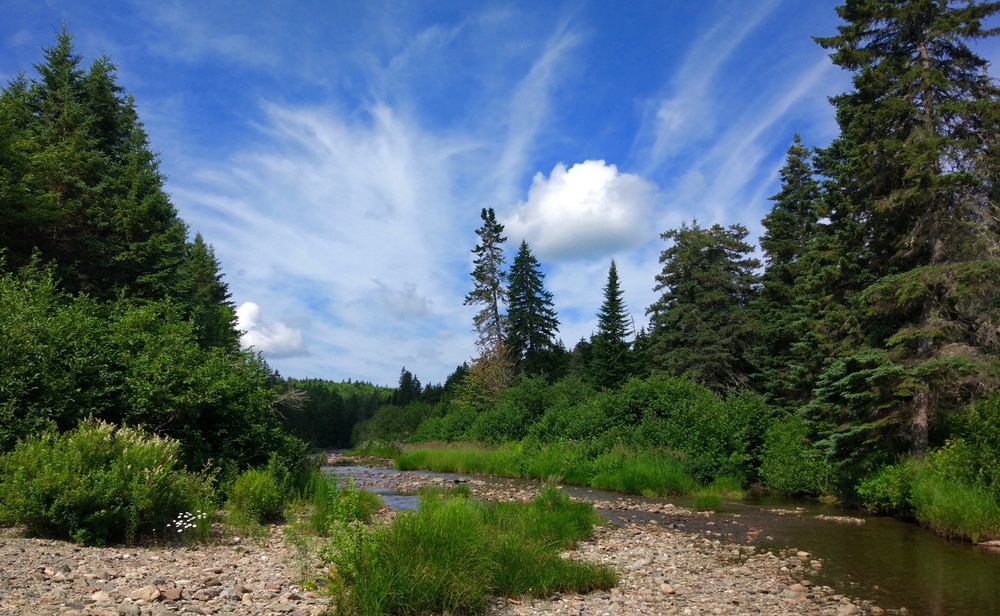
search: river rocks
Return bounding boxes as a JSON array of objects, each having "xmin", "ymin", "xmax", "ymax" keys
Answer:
[
  {"xmin": 0, "ymin": 526, "xmax": 330, "ymax": 616},
  {"xmin": 0, "ymin": 465, "xmax": 881, "ymax": 616}
]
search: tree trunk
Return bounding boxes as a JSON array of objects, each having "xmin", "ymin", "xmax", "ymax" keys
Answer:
[{"xmin": 911, "ymin": 388, "xmax": 930, "ymax": 456}]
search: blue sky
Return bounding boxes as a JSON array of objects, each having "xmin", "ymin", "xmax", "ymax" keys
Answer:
[{"xmin": 5, "ymin": 2, "xmax": 997, "ymax": 387}]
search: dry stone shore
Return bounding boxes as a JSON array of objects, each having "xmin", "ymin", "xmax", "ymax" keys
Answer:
[
  {"xmin": 0, "ymin": 462, "xmax": 884, "ymax": 616},
  {"xmin": 0, "ymin": 525, "xmax": 329, "ymax": 616}
]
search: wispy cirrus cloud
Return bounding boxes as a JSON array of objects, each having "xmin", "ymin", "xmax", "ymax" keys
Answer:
[{"xmin": 638, "ymin": 0, "xmax": 783, "ymax": 173}]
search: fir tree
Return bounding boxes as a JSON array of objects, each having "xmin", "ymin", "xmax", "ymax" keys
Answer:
[
  {"xmin": 589, "ymin": 259, "xmax": 634, "ymax": 389},
  {"xmin": 753, "ymin": 135, "xmax": 826, "ymax": 407},
  {"xmin": 810, "ymin": 0, "xmax": 1000, "ymax": 458},
  {"xmin": 647, "ymin": 222, "xmax": 760, "ymax": 393},
  {"xmin": 506, "ymin": 240, "xmax": 560, "ymax": 378},
  {"xmin": 464, "ymin": 207, "xmax": 511, "ymax": 392}
]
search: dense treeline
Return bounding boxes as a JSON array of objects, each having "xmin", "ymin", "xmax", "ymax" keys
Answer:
[
  {"xmin": 357, "ymin": 1, "xmax": 1000, "ymax": 541},
  {"xmin": 0, "ymin": 28, "xmax": 302, "ymax": 472}
]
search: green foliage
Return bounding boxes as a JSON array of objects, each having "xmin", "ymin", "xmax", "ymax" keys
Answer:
[
  {"xmin": 0, "ymin": 263, "xmax": 303, "ymax": 470},
  {"xmin": 323, "ymin": 487, "xmax": 615, "ymax": 616},
  {"xmin": 857, "ymin": 461, "xmax": 915, "ymax": 516},
  {"xmin": 506, "ymin": 241, "xmax": 561, "ymax": 378},
  {"xmin": 910, "ymin": 441, "xmax": 1000, "ymax": 542},
  {"xmin": 306, "ymin": 474, "xmax": 382, "ymax": 536},
  {"xmin": 0, "ymin": 29, "xmax": 299, "ymax": 475},
  {"xmin": 803, "ymin": 349, "xmax": 912, "ymax": 485},
  {"xmin": 588, "ymin": 259, "xmax": 637, "ymax": 389},
  {"xmin": 622, "ymin": 376, "xmax": 771, "ymax": 482},
  {"xmin": 0, "ymin": 419, "xmax": 213, "ymax": 545},
  {"xmin": 759, "ymin": 415, "xmax": 831, "ymax": 496},
  {"xmin": 963, "ymin": 393, "xmax": 1000, "ymax": 501},
  {"xmin": 811, "ymin": 0, "xmax": 1000, "ymax": 457},
  {"xmin": 647, "ymin": 221, "xmax": 760, "ymax": 392},
  {"xmin": 226, "ymin": 467, "xmax": 286, "ymax": 526},
  {"xmin": 590, "ymin": 448, "xmax": 698, "ymax": 497},
  {"xmin": 0, "ymin": 265, "xmax": 108, "ymax": 450}
]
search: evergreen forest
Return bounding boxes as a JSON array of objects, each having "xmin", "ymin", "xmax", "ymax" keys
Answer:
[{"xmin": 3, "ymin": 2, "xmax": 1000, "ymax": 546}]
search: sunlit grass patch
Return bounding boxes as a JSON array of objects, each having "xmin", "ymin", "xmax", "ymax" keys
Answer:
[{"xmin": 323, "ymin": 485, "xmax": 617, "ymax": 616}]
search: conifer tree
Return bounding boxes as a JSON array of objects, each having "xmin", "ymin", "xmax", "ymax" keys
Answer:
[
  {"xmin": 647, "ymin": 222, "xmax": 759, "ymax": 393},
  {"xmin": 753, "ymin": 135, "xmax": 826, "ymax": 407},
  {"xmin": 178, "ymin": 233, "xmax": 239, "ymax": 351},
  {"xmin": 1, "ymin": 27, "xmax": 189, "ymax": 302},
  {"xmin": 464, "ymin": 207, "xmax": 511, "ymax": 391},
  {"xmin": 589, "ymin": 259, "xmax": 634, "ymax": 389},
  {"xmin": 506, "ymin": 240, "xmax": 560, "ymax": 377},
  {"xmin": 809, "ymin": 0, "xmax": 1000, "ymax": 459}
]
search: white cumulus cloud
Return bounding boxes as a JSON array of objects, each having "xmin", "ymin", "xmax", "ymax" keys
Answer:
[
  {"xmin": 236, "ymin": 302, "xmax": 308, "ymax": 358},
  {"xmin": 504, "ymin": 160, "xmax": 658, "ymax": 261}
]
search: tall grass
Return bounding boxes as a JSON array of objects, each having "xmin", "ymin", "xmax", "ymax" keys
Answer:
[
  {"xmin": 911, "ymin": 471, "xmax": 1000, "ymax": 543},
  {"xmin": 324, "ymin": 486, "xmax": 617, "ymax": 616},
  {"xmin": 396, "ymin": 442, "xmax": 522, "ymax": 476},
  {"xmin": 396, "ymin": 442, "xmax": 707, "ymax": 498},
  {"xmin": 590, "ymin": 448, "xmax": 698, "ymax": 497}
]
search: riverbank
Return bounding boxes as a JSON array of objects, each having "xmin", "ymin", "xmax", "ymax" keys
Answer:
[{"xmin": 0, "ymin": 462, "xmax": 882, "ymax": 616}]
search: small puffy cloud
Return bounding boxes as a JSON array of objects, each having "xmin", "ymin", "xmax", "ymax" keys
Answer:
[
  {"xmin": 236, "ymin": 302, "xmax": 307, "ymax": 358},
  {"xmin": 505, "ymin": 160, "xmax": 658, "ymax": 260}
]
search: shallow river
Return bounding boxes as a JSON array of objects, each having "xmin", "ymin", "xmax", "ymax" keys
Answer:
[{"xmin": 329, "ymin": 465, "xmax": 999, "ymax": 616}]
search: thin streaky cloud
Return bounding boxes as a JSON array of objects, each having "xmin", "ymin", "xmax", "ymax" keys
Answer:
[{"xmin": 640, "ymin": 0, "xmax": 783, "ymax": 173}]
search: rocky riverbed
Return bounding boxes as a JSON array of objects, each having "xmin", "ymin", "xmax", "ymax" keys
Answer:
[{"xmin": 0, "ymin": 462, "xmax": 884, "ymax": 616}]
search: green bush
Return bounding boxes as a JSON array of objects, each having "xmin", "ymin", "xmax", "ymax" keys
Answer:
[
  {"xmin": 0, "ymin": 265, "xmax": 304, "ymax": 472},
  {"xmin": 964, "ymin": 394, "xmax": 1000, "ymax": 500},
  {"xmin": 909, "ymin": 441, "xmax": 1000, "ymax": 542},
  {"xmin": 0, "ymin": 419, "xmax": 214, "ymax": 545},
  {"xmin": 857, "ymin": 461, "xmax": 915, "ymax": 516},
  {"xmin": 759, "ymin": 415, "xmax": 830, "ymax": 496},
  {"xmin": 227, "ymin": 467, "xmax": 286, "ymax": 525},
  {"xmin": 527, "ymin": 392, "xmax": 615, "ymax": 442}
]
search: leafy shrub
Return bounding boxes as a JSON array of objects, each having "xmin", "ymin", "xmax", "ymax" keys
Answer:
[
  {"xmin": 0, "ymin": 419, "xmax": 213, "ymax": 545},
  {"xmin": 857, "ymin": 461, "xmax": 915, "ymax": 516},
  {"xmin": 759, "ymin": 415, "xmax": 830, "ymax": 496},
  {"xmin": 0, "ymin": 265, "xmax": 304, "ymax": 472},
  {"xmin": 226, "ymin": 467, "xmax": 286, "ymax": 525},
  {"xmin": 964, "ymin": 394, "xmax": 1000, "ymax": 500},
  {"xmin": 528, "ymin": 391, "xmax": 615, "ymax": 443},
  {"xmin": 467, "ymin": 399, "xmax": 533, "ymax": 443}
]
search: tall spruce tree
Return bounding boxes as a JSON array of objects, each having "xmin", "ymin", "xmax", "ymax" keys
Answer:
[
  {"xmin": 809, "ymin": 0, "xmax": 1000, "ymax": 461},
  {"xmin": 753, "ymin": 135, "xmax": 826, "ymax": 407},
  {"xmin": 1, "ymin": 27, "xmax": 189, "ymax": 303},
  {"xmin": 506, "ymin": 240, "xmax": 560, "ymax": 377},
  {"xmin": 589, "ymin": 259, "xmax": 634, "ymax": 389},
  {"xmin": 464, "ymin": 207, "xmax": 511, "ymax": 391},
  {"xmin": 178, "ymin": 233, "xmax": 239, "ymax": 351},
  {"xmin": 647, "ymin": 221, "xmax": 760, "ymax": 393}
]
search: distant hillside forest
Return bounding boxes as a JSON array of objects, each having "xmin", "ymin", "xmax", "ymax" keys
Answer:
[{"xmin": 3, "ymin": 3, "xmax": 1000, "ymax": 539}]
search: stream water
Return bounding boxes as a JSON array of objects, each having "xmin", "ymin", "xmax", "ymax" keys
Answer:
[{"xmin": 328, "ymin": 465, "xmax": 1000, "ymax": 616}]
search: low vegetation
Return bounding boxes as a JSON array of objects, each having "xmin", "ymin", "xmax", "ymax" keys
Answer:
[
  {"xmin": 0, "ymin": 419, "xmax": 214, "ymax": 545},
  {"xmin": 322, "ymin": 485, "xmax": 616, "ymax": 616}
]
